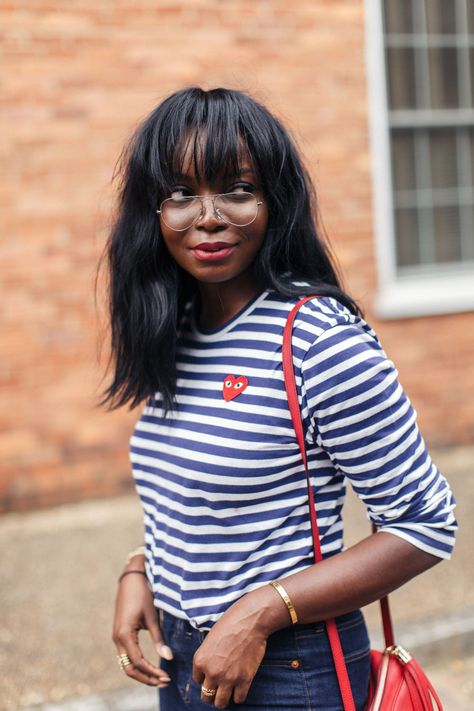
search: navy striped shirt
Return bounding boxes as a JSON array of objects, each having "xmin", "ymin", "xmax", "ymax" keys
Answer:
[{"xmin": 130, "ymin": 290, "xmax": 457, "ymax": 629}]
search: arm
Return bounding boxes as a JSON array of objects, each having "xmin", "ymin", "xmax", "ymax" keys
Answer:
[
  {"xmin": 226, "ymin": 530, "xmax": 439, "ymax": 635},
  {"xmin": 257, "ymin": 315, "xmax": 456, "ymax": 626},
  {"xmin": 112, "ymin": 550, "xmax": 173, "ymax": 688},
  {"xmin": 193, "ymin": 533, "xmax": 438, "ymax": 709}
]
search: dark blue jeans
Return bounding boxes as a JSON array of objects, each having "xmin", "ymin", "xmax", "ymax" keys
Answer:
[{"xmin": 159, "ymin": 609, "xmax": 370, "ymax": 710}]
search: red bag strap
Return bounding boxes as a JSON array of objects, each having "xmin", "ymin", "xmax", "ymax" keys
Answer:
[{"xmin": 282, "ymin": 296, "xmax": 395, "ymax": 711}]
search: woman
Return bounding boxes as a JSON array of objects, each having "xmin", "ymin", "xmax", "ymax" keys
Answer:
[{"xmin": 105, "ymin": 87, "xmax": 456, "ymax": 710}]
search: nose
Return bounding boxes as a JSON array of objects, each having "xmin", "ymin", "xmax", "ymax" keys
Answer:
[{"xmin": 195, "ymin": 196, "xmax": 223, "ymax": 228}]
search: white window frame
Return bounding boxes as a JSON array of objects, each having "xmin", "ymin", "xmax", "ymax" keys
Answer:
[{"xmin": 364, "ymin": 0, "xmax": 474, "ymax": 319}]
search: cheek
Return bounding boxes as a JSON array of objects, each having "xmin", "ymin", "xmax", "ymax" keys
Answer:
[
  {"xmin": 247, "ymin": 211, "xmax": 268, "ymax": 248},
  {"xmin": 240, "ymin": 201, "xmax": 268, "ymax": 241},
  {"xmin": 160, "ymin": 227, "xmax": 183, "ymax": 260},
  {"xmin": 256, "ymin": 203, "xmax": 269, "ymax": 234}
]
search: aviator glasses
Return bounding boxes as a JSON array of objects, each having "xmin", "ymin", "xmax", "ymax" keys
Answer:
[{"xmin": 156, "ymin": 192, "xmax": 263, "ymax": 232}]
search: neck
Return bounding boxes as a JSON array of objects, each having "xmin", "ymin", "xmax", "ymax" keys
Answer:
[{"xmin": 196, "ymin": 275, "xmax": 261, "ymax": 331}]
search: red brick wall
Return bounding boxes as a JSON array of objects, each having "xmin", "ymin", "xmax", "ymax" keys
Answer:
[{"xmin": 2, "ymin": 1, "xmax": 472, "ymax": 512}]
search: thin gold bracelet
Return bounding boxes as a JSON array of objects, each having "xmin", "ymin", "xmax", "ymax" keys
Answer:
[{"xmin": 269, "ymin": 580, "xmax": 298, "ymax": 625}]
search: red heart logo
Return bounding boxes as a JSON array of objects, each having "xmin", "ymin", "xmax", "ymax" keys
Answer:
[{"xmin": 222, "ymin": 375, "xmax": 248, "ymax": 401}]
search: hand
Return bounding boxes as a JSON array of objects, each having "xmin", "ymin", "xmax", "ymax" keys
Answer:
[
  {"xmin": 112, "ymin": 558, "xmax": 173, "ymax": 688},
  {"xmin": 192, "ymin": 585, "xmax": 282, "ymax": 709}
]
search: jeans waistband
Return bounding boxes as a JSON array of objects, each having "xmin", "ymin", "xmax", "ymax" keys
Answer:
[{"xmin": 160, "ymin": 607, "xmax": 363, "ymax": 640}]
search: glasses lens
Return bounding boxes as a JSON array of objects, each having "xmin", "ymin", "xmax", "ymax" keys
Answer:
[
  {"xmin": 160, "ymin": 196, "xmax": 200, "ymax": 231},
  {"xmin": 215, "ymin": 193, "xmax": 258, "ymax": 226}
]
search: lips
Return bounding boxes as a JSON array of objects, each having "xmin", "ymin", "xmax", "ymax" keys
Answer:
[
  {"xmin": 194, "ymin": 242, "xmax": 235, "ymax": 252},
  {"xmin": 192, "ymin": 242, "xmax": 236, "ymax": 262}
]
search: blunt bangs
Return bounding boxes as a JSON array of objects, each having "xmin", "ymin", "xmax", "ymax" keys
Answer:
[{"xmin": 143, "ymin": 88, "xmax": 289, "ymax": 203}]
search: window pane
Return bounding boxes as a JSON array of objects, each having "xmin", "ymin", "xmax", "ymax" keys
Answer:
[
  {"xmin": 470, "ymin": 128, "xmax": 474, "ymax": 178},
  {"xmin": 429, "ymin": 128, "xmax": 458, "ymax": 188},
  {"xmin": 462, "ymin": 204, "xmax": 474, "ymax": 260},
  {"xmin": 470, "ymin": 48, "xmax": 474, "ymax": 107},
  {"xmin": 425, "ymin": 0, "xmax": 456, "ymax": 34},
  {"xmin": 396, "ymin": 208, "xmax": 421, "ymax": 266},
  {"xmin": 383, "ymin": 0, "xmax": 414, "ymax": 34},
  {"xmin": 467, "ymin": 0, "xmax": 474, "ymax": 33},
  {"xmin": 386, "ymin": 47, "xmax": 417, "ymax": 109},
  {"xmin": 429, "ymin": 47, "xmax": 459, "ymax": 108},
  {"xmin": 433, "ymin": 205, "xmax": 462, "ymax": 262},
  {"xmin": 469, "ymin": 206, "xmax": 474, "ymax": 259},
  {"xmin": 392, "ymin": 130, "xmax": 416, "ymax": 191}
]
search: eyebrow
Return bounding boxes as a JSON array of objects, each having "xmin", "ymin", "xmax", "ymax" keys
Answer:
[
  {"xmin": 171, "ymin": 167, "xmax": 257, "ymax": 182},
  {"xmin": 235, "ymin": 167, "xmax": 257, "ymax": 176}
]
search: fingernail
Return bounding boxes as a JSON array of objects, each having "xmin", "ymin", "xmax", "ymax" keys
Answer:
[{"xmin": 158, "ymin": 644, "xmax": 174, "ymax": 660}]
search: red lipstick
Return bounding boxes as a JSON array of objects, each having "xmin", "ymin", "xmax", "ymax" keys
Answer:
[{"xmin": 192, "ymin": 242, "xmax": 236, "ymax": 262}]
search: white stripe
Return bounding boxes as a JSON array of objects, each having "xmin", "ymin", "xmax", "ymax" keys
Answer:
[
  {"xmin": 320, "ymin": 394, "xmax": 411, "ymax": 446},
  {"xmin": 330, "ymin": 408, "xmax": 417, "ymax": 461},
  {"xmin": 315, "ymin": 376, "xmax": 402, "ymax": 433},
  {"xmin": 131, "ymin": 434, "xmax": 300, "ymax": 470},
  {"xmin": 134, "ymin": 467, "xmax": 311, "ymax": 503},
  {"xmin": 131, "ymin": 451, "xmax": 305, "ymax": 486},
  {"xmin": 335, "ymin": 425, "xmax": 421, "ymax": 475},
  {"xmin": 135, "ymin": 420, "xmax": 292, "ymax": 450}
]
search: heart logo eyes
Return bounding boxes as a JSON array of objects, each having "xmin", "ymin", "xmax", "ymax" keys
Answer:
[{"xmin": 222, "ymin": 375, "xmax": 249, "ymax": 401}]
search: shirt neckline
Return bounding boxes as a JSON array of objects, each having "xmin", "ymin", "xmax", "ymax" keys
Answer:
[{"xmin": 190, "ymin": 289, "xmax": 269, "ymax": 340}]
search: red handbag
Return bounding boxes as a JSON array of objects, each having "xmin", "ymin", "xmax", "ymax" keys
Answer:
[{"xmin": 282, "ymin": 297, "xmax": 444, "ymax": 711}]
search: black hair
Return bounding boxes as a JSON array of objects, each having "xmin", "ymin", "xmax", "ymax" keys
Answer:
[{"xmin": 100, "ymin": 87, "xmax": 361, "ymax": 412}]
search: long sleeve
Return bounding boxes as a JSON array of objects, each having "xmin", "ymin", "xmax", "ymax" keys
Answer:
[{"xmin": 300, "ymin": 316, "xmax": 457, "ymax": 559}]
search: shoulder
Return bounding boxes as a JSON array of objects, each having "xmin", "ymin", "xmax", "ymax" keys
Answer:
[
  {"xmin": 293, "ymin": 295, "xmax": 358, "ymax": 335},
  {"xmin": 266, "ymin": 294, "xmax": 391, "ymax": 380},
  {"xmin": 263, "ymin": 289, "xmax": 350, "ymax": 318},
  {"xmin": 266, "ymin": 292, "xmax": 377, "ymax": 351}
]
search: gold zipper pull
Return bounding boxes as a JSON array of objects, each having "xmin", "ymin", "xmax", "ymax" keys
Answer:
[{"xmin": 386, "ymin": 644, "xmax": 412, "ymax": 664}]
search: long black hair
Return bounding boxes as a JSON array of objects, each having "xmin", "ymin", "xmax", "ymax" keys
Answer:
[{"xmin": 100, "ymin": 87, "xmax": 360, "ymax": 412}]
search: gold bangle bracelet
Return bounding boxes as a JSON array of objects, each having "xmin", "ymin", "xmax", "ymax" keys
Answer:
[{"xmin": 269, "ymin": 580, "xmax": 298, "ymax": 625}]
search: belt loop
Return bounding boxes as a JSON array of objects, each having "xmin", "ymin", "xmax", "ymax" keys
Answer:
[{"xmin": 176, "ymin": 618, "xmax": 185, "ymax": 635}]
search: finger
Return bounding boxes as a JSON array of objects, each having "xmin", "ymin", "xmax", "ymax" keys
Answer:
[
  {"xmin": 117, "ymin": 651, "xmax": 171, "ymax": 686},
  {"xmin": 143, "ymin": 609, "xmax": 174, "ymax": 660},
  {"xmin": 116, "ymin": 638, "xmax": 171, "ymax": 683},
  {"xmin": 200, "ymin": 677, "xmax": 220, "ymax": 706},
  {"xmin": 157, "ymin": 643, "xmax": 174, "ymax": 661},
  {"xmin": 214, "ymin": 683, "xmax": 233, "ymax": 709},
  {"xmin": 192, "ymin": 665, "xmax": 205, "ymax": 685},
  {"xmin": 233, "ymin": 681, "xmax": 252, "ymax": 705},
  {"xmin": 122, "ymin": 663, "xmax": 170, "ymax": 687}
]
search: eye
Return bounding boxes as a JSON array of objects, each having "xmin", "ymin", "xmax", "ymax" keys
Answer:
[
  {"xmin": 170, "ymin": 185, "xmax": 193, "ymax": 200},
  {"xmin": 225, "ymin": 379, "xmax": 233, "ymax": 388},
  {"xmin": 227, "ymin": 181, "xmax": 256, "ymax": 194},
  {"xmin": 235, "ymin": 382, "xmax": 243, "ymax": 389}
]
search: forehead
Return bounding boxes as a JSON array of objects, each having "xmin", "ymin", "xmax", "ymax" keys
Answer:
[{"xmin": 170, "ymin": 129, "xmax": 253, "ymax": 181}]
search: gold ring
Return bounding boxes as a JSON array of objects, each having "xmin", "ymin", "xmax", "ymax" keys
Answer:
[
  {"xmin": 117, "ymin": 653, "xmax": 132, "ymax": 669},
  {"xmin": 201, "ymin": 685, "xmax": 217, "ymax": 697}
]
